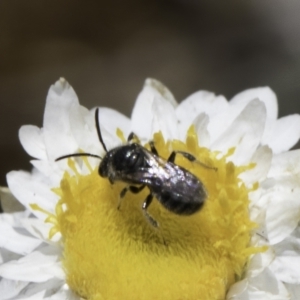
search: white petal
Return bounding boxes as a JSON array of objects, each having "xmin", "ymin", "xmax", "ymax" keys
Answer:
[
  {"xmin": 212, "ymin": 99, "xmax": 266, "ymax": 165},
  {"xmin": 0, "ymin": 221, "xmax": 42, "ymax": 255},
  {"xmin": 233, "ymin": 267, "xmax": 289, "ymax": 300},
  {"xmin": 264, "ymin": 188, "xmax": 300, "ymax": 244},
  {"xmin": 246, "ymin": 247, "xmax": 275, "ymax": 278},
  {"xmin": 249, "ymin": 200, "xmax": 267, "ymax": 234},
  {"xmin": 151, "ymin": 96, "xmax": 178, "ymax": 142},
  {"xmin": 0, "ymin": 187, "xmax": 25, "ymax": 213},
  {"xmin": 7, "ymin": 171, "xmax": 58, "ymax": 218},
  {"xmin": 44, "ymin": 283, "xmax": 79, "ymax": 300},
  {"xmin": 227, "ymin": 279, "xmax": 248, "ymax": 299},
  {"xmin": 269, "ymin": 149, "xmax": 300, "ymax": 178},
  {"xmin": 270, "ymin": 256, "xmax": 300, "ymax": 285},
  {"xmin": 240, "ymin": 288, "xmax": 288, "ymax": 300},
  {"xmin": 17, "ymin": 290, "xmax": 46, "ymax": 300},
  {"xmin": 269, "ymin": 227, "xmax": 300, "ymax": 284},
  {"xmin": 230, "ymin": 87, "xmax": 278, "ymax": 150},
  {"xmin": 17, "ymin": 279, "xmax": 64, "ymax": 299},
  {"xmin": 97, "ymin": 107, "xmax": 131, "ymax": 150},
  {"xmin": 239, "ymin": 145, "xmax": 272, "ymax": 185},
  {"xmin": 0, "ymin": 248, "xmax": 22, "ymax": 264},
  {"xmin": 0, "ymin": 211, "xmax": 30, "ymax": 227},
  {"xmin": 230, "ymin": 87, "xmax": 278, "ymax": 120},
  {"xmin": 146, "ymin": 78, "xmax": 177, "ymax": 107},
  {"xmin": 248, "ymin": 267, "xmax": 289, "ymax": 299},
  {"xmin": 176, "ymin": 91, "xmax": 228, "ymax": 141},
  {"xmin": 21, "ymin": 218, "xmax": 61, "ymax": 243},
  {"xmin": 30, "ymin": 160, "xmax": 64, "ymax": 187},
  {"xmin": 131, "ymin": 78, "xmax": 178, "ymax": 142},
  {"xmin": 0, "ymin": 278, "xmax": 29, "ymax": 300},
  {"xmin": 208, "ymin": 105, "xmax": 245, "ymax": 144},
  {"xmin": 0, "ymin": 246, "xmax": 64, "ymax": 282},
  {"xmin": 177, "ymin": 90, "xmax": 228, "ymax": 118},
  {"xmin": 284, "ymin": 283, "xmax": 300, "ymax": 300},
  {"xmin": 193, "ymin": 113, "xmax": 210, "ymax": 147},
  {"xmin": 229, "ymin": 284, "xmax": 288, "ymax": 300},
  {"xmin": 68, "ymin": 105, "xmax": 100, "ymax": 153},
  {"xmin": 43, "ymin": 78, "xmax": 79, "ymax": 161},
  {"xmin": 19, "ymin": 125, "xmax": 47, "ymax": 160},
  {"xmin": 263, "ymin": 114, "xmax": 300, "ymax": 153}
]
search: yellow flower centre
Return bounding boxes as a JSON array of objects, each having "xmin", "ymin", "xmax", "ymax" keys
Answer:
[{"xmin": 41, "ymin": 127, "xmax": 263, "ymax": 300}]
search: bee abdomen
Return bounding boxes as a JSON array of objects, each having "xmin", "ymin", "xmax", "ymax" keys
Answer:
[
  {"xmin": 156, "ymin": 190, "xmax": 205, "ymax": 215},
  {"xmin": 172, "ymin": 199, "xmax": 204, "ymax": 215}
]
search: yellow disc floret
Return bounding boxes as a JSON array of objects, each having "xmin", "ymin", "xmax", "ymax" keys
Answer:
[{"xmin": 49, "ymin": 127, "xmax": 263, "ymax": 300}]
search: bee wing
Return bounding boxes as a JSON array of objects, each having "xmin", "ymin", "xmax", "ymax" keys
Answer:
[{"xmin": 118, "ymin": 151, "xmax": 168, "ymax": 185}]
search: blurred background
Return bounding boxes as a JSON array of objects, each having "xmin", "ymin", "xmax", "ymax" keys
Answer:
[{"xmin": 1, "ymin": 0, "xmax": 300, "ymax": 186}]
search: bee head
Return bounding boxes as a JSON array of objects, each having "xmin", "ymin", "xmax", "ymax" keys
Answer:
[{"xmin": 99, "ymin": 144, "xmax": 148, "ymax": 179}]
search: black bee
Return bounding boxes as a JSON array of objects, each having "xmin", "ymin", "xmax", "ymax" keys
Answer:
[{"xmin": 56, "ymin": 108, "xmax": 212, "ymax": 227}]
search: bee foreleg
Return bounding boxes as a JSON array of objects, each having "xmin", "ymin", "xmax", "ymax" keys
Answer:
[
  {"xmin": 149, "ymin": 141, "xmax": 159, "ymax": 156},
  {"xmin": 142, "ymin": 194, "xmax": 158, "ymax": 228},
  {"xmin": 129, "ymin": 185, "xmax": 146, "ymax": 194},
  {"xmin": 127, "ymin": 132, "xmax": 141, "ymax": 144},
  {"xmin": 118, "ymin": 185, "xmax": 146, "ymax": 210}
]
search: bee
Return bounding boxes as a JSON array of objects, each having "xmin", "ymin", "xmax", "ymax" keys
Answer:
[{"xmin": 56, "ymin": 108, "xmax": 213, "ymax": 227}]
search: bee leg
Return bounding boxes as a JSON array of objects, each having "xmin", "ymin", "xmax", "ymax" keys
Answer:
[
  {"xmin": 168, "ymin": 151, "xmax": 217, "ymax": 171},
  {"xmin": 149, "ymin": 141, "xmax": 159, "ymax": 156},
  {"xmin": 118, "ymin": 185, "xmax": 145, "ymax": 210},
  {"xmin": 127, "ymin": 132, "xmax": 140, "ymax": 143},
  {"xmin": 168, "ymin": 151, "xmax": 195, "ymax": 163},
  {"xmin": 129, "ymin": 185, "xmax": 146, "ymax": 194},
  {"xmin": 142, "ymin": 194, "xmax": 158, "ymax": 228}
]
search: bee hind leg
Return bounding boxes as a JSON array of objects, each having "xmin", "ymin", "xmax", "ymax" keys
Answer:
[
  {"xmin": 168, "ymin": 151, "xmax": 217, "ymax": 171},
  {"xmin": 142, "ymin": 193, "xmax": 158, "ymax": 228}
]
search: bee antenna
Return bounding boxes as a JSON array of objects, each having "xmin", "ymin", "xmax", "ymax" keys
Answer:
[
  {"xmin": 95, "ymin": 108, "xmax": 108, "ymax": 153},
  {"xmin": 55, "ymin": 153, "xmax": 102, "ymax": 162}
]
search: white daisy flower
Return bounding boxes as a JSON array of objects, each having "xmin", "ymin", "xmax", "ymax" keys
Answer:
[{"xmin": 1, "ymin": 78, "xmax": 300, "ymax": 299}]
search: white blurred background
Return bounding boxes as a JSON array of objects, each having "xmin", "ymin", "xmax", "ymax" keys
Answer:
[{"xmin": 0, "ymin": 0, "xmax": 300, "ymax": 186}]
